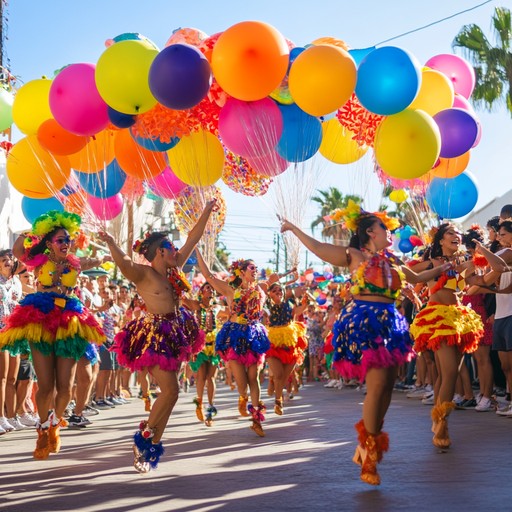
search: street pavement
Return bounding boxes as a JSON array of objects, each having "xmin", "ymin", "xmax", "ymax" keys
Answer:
[{"xmin": 1, "ymin": 381, "xmax": 511, "ymax": 512}]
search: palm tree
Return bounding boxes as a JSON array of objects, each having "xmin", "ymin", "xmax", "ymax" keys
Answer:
[
  {"xmin": 453, "ymin": 6, "xmax": 512, "ymax": 116},
  {"xmin": 311, "ymin": 186, "xmax": 363, "ymax": 244}
]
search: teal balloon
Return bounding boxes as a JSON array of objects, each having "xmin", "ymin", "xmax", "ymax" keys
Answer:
[
  {"xmin": 426, "ymin": 171, "xmax": 478, "ymax": 219},
  {"xmin": 349, "ymin": 47, "xmax": 376, "ymax": 66},
  {"xmin": 276, "ymin": 104, "xmax": 322, "ymax": 162},
  {"xmin": 76, "ymin": 159, "xmax": 127, "ymax": 198},
  {"xmin": 22, "ymin": 196, "xmax": 64, "ymax": 224}
]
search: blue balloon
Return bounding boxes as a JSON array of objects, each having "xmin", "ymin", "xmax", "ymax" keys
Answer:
[
  {"xmin": 355, "ymin": 46, "xmax": 421, "ymax": 115},
  {"xmin": 107, "ymin": 106, "xmax": 137, "ymax": 128},
  {"xmin": 130, "ymin": 127, "xmax": 180, "ymax": 151},
  {"xmin": 75, "ymin": 160, "xmax": 127, "ymax": 198},
  {"xmin": 398, "ymin": 239, "xmax": 414, "ymax": 253},
  {"xmin": 276, "ymin": 104, "xmax": 322, "ymax": 162},
  {"xmin": 149, "ymin": 44, "xmax": 212, "ymax": 110},
  {"xmin": 22, "ymin": 197, "xmax": 64, "ymax": 224},
  {"xmin": 426, "ymin": 171, "xmax": 479, "ymax": 219}
]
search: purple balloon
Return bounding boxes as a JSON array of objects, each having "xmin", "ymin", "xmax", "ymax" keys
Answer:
[
  {"xmin": 147, "ymin": 166, "xmax": 187, "ymax": 198},
  {"xmin": 149, "ymin": 43, "xmax": 212, "ymax": 110},
  {"xmin": 433, "ymin": 108, "xmax": 478, "ymax": 158}
]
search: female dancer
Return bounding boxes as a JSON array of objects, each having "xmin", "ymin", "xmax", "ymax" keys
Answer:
[
  {"xmin": 265, "ymin": 281, "xmax": 307, "ymax": 415},
  {"xmin": 195, "ymin": 251, "xmax": 278, "ymax": 437},
  {"xmin": 280, "ymin": 204, "xmax": 450, "ymax": 485},
  {"xmin": 187, "ymin": 282, "xmax": 221, "ymax": 426},
  {"xmin": 0, "ymin": 211, "xmax": 106, "ymax": 459},
  {"xmin": 410, "ymin": 223, "xmax": 491, "ymax": 450},
  {"xmin": 99, "ymin": 199, "xmax": 215, "ymax": 472}
]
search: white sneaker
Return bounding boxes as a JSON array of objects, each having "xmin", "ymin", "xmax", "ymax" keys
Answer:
[
  {"xmin": 18, "ymin": 412, "xmax": 38, "ymax": 427},
  {"xmin": 422, "ymin": 391, "xmax": 434, "ymax": 405},
  {"xmin": 406, "ymin": 386, "xmax": 426, "ymax": 399},
  {"xmin": 496, "ymin": 403, "xmax": 512, "ymax": 416},
  {"xmin": 0, "ymin": 416, "xmax": 14, "ymax": 432},
  {"xmin": 0, "ymin": 424, "xmax": 5, "ymax": 435},
  {"xmin": 335, "ymin": 380, "xmax": 344, "ymax": 389},
  {"xmin": 475, "ymin": 397, "xmax": 494, "ymax": 412},
  {"xmin": 7, "ymin": 416, "xmax": 27, "ymax": 430},
  {"xmin": 323, "ymin": 380, "xmax": 336, "ymax": 388}
]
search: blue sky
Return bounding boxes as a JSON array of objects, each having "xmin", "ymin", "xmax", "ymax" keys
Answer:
[{"xmin": 5, "ymin": 0, "xmax": 511, "ymax": 269}]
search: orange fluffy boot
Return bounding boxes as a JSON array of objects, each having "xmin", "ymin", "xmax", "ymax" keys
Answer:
[
  {"xmin": 238, "ymin": 395, "xmax": 250, "ymax": 417},
  {"xmin": 48, "ymin": 417, "xmax": 67, "ymax": 454},
  {"xmin": 193, "ymin": 397, "xmax": 204, "ymax": 422},
  {"xmin": 34, "ymin": 428, "xmax": 50, "ymax": 460},
  {"xmin": 353, "ymin": 419, "xmax": 389, "ymax": 486},
  {"xmin": 431, "ymin": 401, "xmax": 455, "ymax": 450}
]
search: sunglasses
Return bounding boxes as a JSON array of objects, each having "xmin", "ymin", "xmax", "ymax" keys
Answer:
[
  {"xmin": 53, "ymin": 236, "xmax": 71, "ymax": 245},
  {"xmin": 247, "ymin": 264, "xmax": 257, "ymax": 271}
]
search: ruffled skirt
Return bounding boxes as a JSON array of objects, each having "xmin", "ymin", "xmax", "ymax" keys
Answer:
[
  {"xmin": 410, "ymin": 302, "xmax": 483, "ymax": 354},
  {"xmin": 111, "ymin": 308, "xmax": 205, "ymax": 372},
  {"xmin": 189, "ymin": 331, "xmax": 220, "ymax": 372},
  {"xmin": 266, "ymin": 322, "xmax": 307, "ymax": 365},
  {"xmin": 0, "ymin": 292, "xmax": 105, "ymax": 360},
  {"xmin": 332, "ymin": 300, "xmax": 413, "ymax": 382},
  {"xmin": 215, "ymin": 321, "xmax": 270, "ymax": 367}
]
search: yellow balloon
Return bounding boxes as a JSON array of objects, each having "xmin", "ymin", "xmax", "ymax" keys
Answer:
[
  {"xmin": 389, "ymin": 189, "xmax": 409, "ymax": 203},
  {"xmin": 289, "ymin": 45, "xmax": 356, "ymax": 117},
  {"xmin": 408, "ymin": 68, "xmax": 454, "ymax": 116},
  {"xmin": 7, "ymin": 135, "xmax": 71, "ymax": 198},
  {"xmin": 12, "ymin": 79, "xmax": 53, "ymax": 135},
  {"xmin": 95, "ymin": 40, "xmax": 158, "ymax": 114},
  {"xmin": 167, "ymin": 130, "xmax": 224, "ymax": 187},
  {"xmin": 375, "ymin": 109, "xmax": 441, "ymax": 179},
  {"xmin": 68, "ymin": 130, "xmax": 116, "ymax": 173},
  {"xmin": 319, "ymin": 119, "xmax": 367, "ymax": 164}
]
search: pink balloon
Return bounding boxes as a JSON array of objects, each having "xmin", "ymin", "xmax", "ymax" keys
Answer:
[
  {"xmin": 88, "ymin": 193, "xmax": 123, "ymax": 220},
  {"xmin": 452, "ymin": 93, "xmax": 475, "ymax": 113},
  {"xmin": 248, "ymin": 151, "xmax": 289, "ymax": 177},
  {"xmin": 472, "ymin": 120, "xmax": 482, "ymax": 148},
  {"xmin": 147, "ymin": 166, "xmax": 187, "ymax": 198},
  {"xmin": 219, "ymin": 97, "xmax": 283, "ymax": 159},
  {"xmin": 425, "ymin": 54, "xmax": 476, "ymax": 99},
  {"xmin": 50, "ymin": 63, "xmax": 109, "ymax": 136}
]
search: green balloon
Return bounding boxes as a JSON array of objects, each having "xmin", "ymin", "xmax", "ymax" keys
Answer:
[{"xmin": 0, "ymin": 89, "xmax": 14, "ymax": 132}]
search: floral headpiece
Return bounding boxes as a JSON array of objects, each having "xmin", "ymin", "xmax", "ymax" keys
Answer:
[
  {"xmin": 132, "ymin": 231, "xmax": 175, "ymax": 257},
  {"xmin": 331, "ymin": 199, "xmax": 400, "ymax": 232},
  {"xmin": 31, "ymin": 210, "xmax": 81, "ymax": 238},
  {"xmin": 229, "ymin": 259, "xmax": 246, "ymax": 279},
  {"xmin": 426, "ymin": 226, "xmax": 439, "ymax": 245}
]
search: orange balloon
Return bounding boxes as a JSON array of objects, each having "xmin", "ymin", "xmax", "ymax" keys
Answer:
[
  {"xmin": 431, "ymin": 151, "xmax": 470, "ymax": 178},
  {"xmin": 211, "ymin": 21, "xmax": 289, "ymax": 101},
  {"xmin": 37, "ymin": 119, "xmax": 88, "ymax": 155},
  {"xmin": 7, "ymin": 135, "xmax": 71, "ymax": 198},
  {"xmin": 289, "ymin": 45, "xmax": 357, "ymax": 117},
  {"xmin": 114, "ymin": 129, "xmax": 166, "ymax": 179},
  {"xmin": 68, "ymin": 130, "xmax": 116, "ymax": 173},
  {"xmin": 64, "ymin": 189, "xmax": 88, "ymax": 215}
]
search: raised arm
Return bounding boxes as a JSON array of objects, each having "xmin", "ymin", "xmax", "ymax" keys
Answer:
[
  {"xmin": 12, "ymin": 234, "xmax": 26, "ymax": 260},
  {"xmin": 401, "ymin": 261, "xmax": 452, "ymax": 284},
  {"xmin": 98, "ymin": 231, "xmax": 146, "ymax": 284},
  {"xmin": 195, "ymin": 249, "xmax": 233, "ymax": 300},
  {"xmin": 176, "ymin": 199, "xmax": 217, "ymax": 267},
  {"xmin": 475, "ymin": 241, "xmax": 512, "ymax": 270},
  {"xmin": 80, "ymin": 254, "xmax": 113, "ymax": 271},
  {"xmin": 280, "ymin": 219, "xmax": 354, "ymax": 267}
]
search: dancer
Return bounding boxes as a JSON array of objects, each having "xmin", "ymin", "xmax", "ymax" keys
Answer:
[
  {"xmin": 409, "ymin": 223, "xmax": 493, "ymax": 450},
  {"xmin": 280, "ymin": 204, "xmax": 450, "ymax": 485},
  {"xmin": 187, "ymin": 282, "xmax": 221, "ymax": 426},
  {"xmin": 195, "ymin": 251, "xmax": 278, "ymax": 437},
  {"xmin": 265, "ymin": 280, "xmax": 307, "ymax": 415},
  {"xmin": 98, "ymin": 199, "xmax": 215, "ymax": 473},
  {"xmin": 0, "ymin": 211, "xmax": 106, "ymax": 459}
]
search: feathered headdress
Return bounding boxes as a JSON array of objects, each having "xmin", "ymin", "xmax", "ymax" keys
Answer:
[
  {"xmin": 31, "ymin": 210, "xmax": 81, "ymax": 238},
  {"xmin": 331, "ymin": 199, "xmax": 400, "ymax": 232}
]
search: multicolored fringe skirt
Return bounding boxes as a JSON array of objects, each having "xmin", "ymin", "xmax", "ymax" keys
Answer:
[
  {"xmin": 0, "ymin": 291, "xmax": 105, "ymax": 360},
  {"xmin": 266, "ymin": 322, "xmax": 307, "ymax": 365},
  {"xmin": 189, "ymin": 331, "xmax": 220, "ymax": 372},
  {"xmin": 410, "ymin": 302, "xmax": 483, "ymax": 354},
  {"xmin": 111, "ymin": 308, "xmax": 205, "ymax": 372},
  {"xmin": 332, "ymin": 299, "xmax": 413, "ymax": 382},
  {"xmin": 215, "ymin": 321, "xmax": 270, "ymax": 367}
]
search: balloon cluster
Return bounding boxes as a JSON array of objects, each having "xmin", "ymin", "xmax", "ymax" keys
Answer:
[
  {"xmin": 395, "ymin": 225, "xmax": 423, "ymax": 254},
  {"xmin": 0, "ymin": 21, "xmax": 482, "ymax": 227}
]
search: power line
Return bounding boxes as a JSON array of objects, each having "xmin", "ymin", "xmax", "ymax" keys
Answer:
[{"xmin": 374, "ymin": 0, "xmax": 495, "ymax": 46}]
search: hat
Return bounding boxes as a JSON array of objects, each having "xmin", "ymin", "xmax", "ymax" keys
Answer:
[{"xmin": 82, "ymin": 267, "xmax": 110, "ymax": 278}]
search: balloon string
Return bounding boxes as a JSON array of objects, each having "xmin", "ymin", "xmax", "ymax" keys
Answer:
[{"xmin": 373, "ymin": 0, "xmax": 494, "ymax": 47}]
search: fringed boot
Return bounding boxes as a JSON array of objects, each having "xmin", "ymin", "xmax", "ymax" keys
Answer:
[
  {"xmin": 238, "ymin": 395, "xmax": 250, "ymax": 417},
  {"xmin": 133, "ymin": 420, "xmax": 165, "ymax": 473},
  {"xmin": 48, "ymin": 413, "xmax": 68, "ymax": 454},
  {"xmin": 193, "ymin": 397, "xmax": 204, "ymax": 422},
  {"xmin": 431, "ymin": 401, "xmax": 455, "ymax": 450},
  {"xmin": 274, "ymin": 397, "xmax": 284, "ymax": 416},
  {"xmin": 34, "ymin": 427, "xmax": 50, "ymax": 460},
  {"xmin": 142, "ymin": 394, "xmax": 152, "ymax": 412},
  {"xmin": 205, "ymin": 404, "xmax": 217, "ymax": 427},
  {"xmin": 248, "ymin": 402, "xmax": 266, "ymax": 437},
  {"xmin": 352, "ymin": 419, "xmax": 389, "ymax": 486}
]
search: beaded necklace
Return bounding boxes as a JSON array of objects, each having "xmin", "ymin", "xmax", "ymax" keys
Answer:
[
  {"xmin": 166, "ymin": 267, "xmax": 191, "ymax": 299},
  {"xmin": 198, "ymin": 303, "xmax": 216, "ymax": 332}
]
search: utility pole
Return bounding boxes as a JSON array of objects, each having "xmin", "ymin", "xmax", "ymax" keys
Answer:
[{"xmin": 274, "ymin": 232, "xmax": 280, "ymax": 273}]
